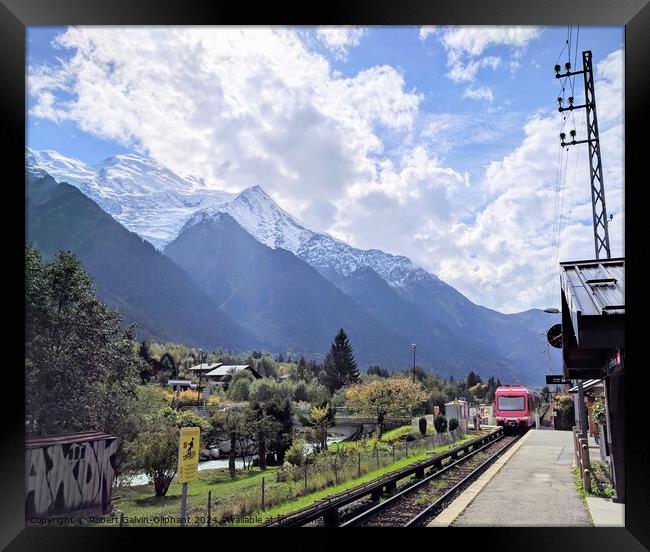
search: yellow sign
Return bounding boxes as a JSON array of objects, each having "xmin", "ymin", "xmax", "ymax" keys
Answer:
[{"xmin": 178, "ymin": 426, "xmax": 200, "ymax": 483}]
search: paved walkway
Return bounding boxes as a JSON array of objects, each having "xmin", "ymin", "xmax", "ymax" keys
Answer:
[{"xmin": 440, "ymin": 429, "xmax": 591, "ymax": 527}]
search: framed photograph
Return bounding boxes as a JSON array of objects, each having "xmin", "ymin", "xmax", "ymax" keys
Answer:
[{"xmin": 5, "ymin": 0, "xmax": 647, "ymax": 548}]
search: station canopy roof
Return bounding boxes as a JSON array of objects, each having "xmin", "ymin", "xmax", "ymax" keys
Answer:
[
  {"xmin": 568, "ymin": 379, "xmax": 604, "ymax": 394},
  {"xmin": 560, "ymin": 257, "xmax": 624, "ymax": 379},
  {"xmin": 560, "ymin": 257, "xmax": 624, "ymax": 349}
]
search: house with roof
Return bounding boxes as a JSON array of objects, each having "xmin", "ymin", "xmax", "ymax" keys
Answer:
[{"xmin": 204, "ymin": 364, "xmax": 262, "ymax": 387}]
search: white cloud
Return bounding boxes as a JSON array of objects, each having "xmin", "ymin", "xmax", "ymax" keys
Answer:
[
  {"xmin": 463, "ymin": 86, "xmax": 494, "ymax": 102},
  {"xmin": 419, "ymin": 26, "xmax": 437, "ymax": 41},
  {"xmin": 29, "ymin": 26, "xmax": 421, "ymax": 233},
  {"xmin": 29, "ymin": 28, "xmax": 623, "ymax": 314},
  {"xmin": 336, "ymin": 45, "xmax": 623, "ymax": 313},
  {"xmin": 315, "ymin": 26, "xmax": 367, "ymax": 60},
  {"xmin": 423, "ymin": 26, "xmax": 541, "ymax": 82}
]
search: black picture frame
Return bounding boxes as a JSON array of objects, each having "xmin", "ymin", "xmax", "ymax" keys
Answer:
[{"xmin": 4, "ymin": 0, "xmax": 647, "ymax": 549}]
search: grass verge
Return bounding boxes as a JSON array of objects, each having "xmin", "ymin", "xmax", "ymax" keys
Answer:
[{"xmin": 230, "ymin": 430, "xmax": 486, "ymax": 526}]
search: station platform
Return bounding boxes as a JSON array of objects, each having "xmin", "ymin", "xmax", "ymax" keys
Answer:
[{"xmin": 429, "ymin": 428, "xmax": 599, "ymax": 527}]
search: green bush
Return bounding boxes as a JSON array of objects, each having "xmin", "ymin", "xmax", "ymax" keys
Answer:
[
  {"xmin": 434, "ymin": 415, "xmax": 448, "ymax": 434},
  {"xmin": 554, "ymin": 395, "xmax": 575, "ymax": 430},
  {"xmin": 418, "ymin": 417, "xmax": 427, "ymax": 436},
  {"xmin": 593, "ymin": 398, "xmax": 607, "ymax": 425},
  {"xmin": 449, "ymin": 418, "xmax": 459, "ymax": 431},
  {"xmin": 307, "ymin": 381, "xmax": 330, "ymax": 405},
  {"xmin": 227, "ymin": 377, "xmax": 251, "ymax": 401},
  {"xmin": 284, "ymin": 438, "xmax": 306, "ymax": 466},
  {"xmin": 294, "ymin": 380, "xmax": 309, "ymax": 402}
]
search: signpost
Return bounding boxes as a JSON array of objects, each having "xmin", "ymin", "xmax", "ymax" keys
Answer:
[
  {"xmin": 178, "ymin": 426, "xmax": 200, "ymax": 527},
  {"xmin": 546, "ymin": 374, "xmax": 570, "ymax": 385}
]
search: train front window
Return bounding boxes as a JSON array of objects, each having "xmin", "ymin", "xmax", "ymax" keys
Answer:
[{"xmin": 498, "ymin": 396, "xmax": 525, "ymax": 411}]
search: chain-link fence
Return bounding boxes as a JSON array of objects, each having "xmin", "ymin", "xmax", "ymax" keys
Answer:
[{"xmin": 104, "ymin": 428, "xmax": 465, "ymax": 527}]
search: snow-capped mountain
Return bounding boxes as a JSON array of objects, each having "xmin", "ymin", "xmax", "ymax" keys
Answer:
[
  {"xmin": 27, "ymin": 148, "xmax": 436, "ymax": 288},
  {"xmin": 27, "ymin": 148, "xmax": 234, "ymax": 249},
  {"xmin": 26, "ymin": 147, "xmax": 562, "ymax": 383},
  {"xmin": 184, "ymin": 185, "xmax": 436, "ymax": 288}
]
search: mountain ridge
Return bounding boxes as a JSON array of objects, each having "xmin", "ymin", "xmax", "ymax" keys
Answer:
[{"xmin": 27, "ymin": 148, "xmax": 562, "ymax": 383}]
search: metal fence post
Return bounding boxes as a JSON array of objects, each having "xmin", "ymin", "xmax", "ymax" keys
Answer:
[
  {"xmin": 358, "ymin": 453, "xmax": 361, "ymax": 477},
  {"xmin": 119, "ymin": 511, "xmax": 125, "ymax": 528},
  {"xmin": 334, "ymin": 457, "xmax": 338, "ymax": 485},
  {"xmin": 180, "ymin": 482, "xmax": 188, "ymax": 527},
  {"xmin": 391, "ymin": 445, "xmax": 395, "ymax": 464},
  {"xmin": 304, "ymin": 463, "xmax": 308, "ymax": 492},
  {"xmin": 261, "ymin": 476, "xmax": 265, "ymax": 509},
  {"xmin": 375, "ymin": 447, "xmax": 379, "ymax": 469},
  {"xmin": 207, "ymin": 490, "xmax": 212, "ymax": 527}
]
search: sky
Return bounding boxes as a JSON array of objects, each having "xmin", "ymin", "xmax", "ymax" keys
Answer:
[{"xmin": 26, "ymin": 25, "xmax": 625, "ymax": 314}]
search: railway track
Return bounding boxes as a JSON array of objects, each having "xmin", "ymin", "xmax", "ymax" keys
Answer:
[
  {"xmin": 263, "ymin": 428, "xmax": 524, "ymax": 528},
  {"xmin": 339, "ymin": 432, "xmax": 522, "ymax": 527}
]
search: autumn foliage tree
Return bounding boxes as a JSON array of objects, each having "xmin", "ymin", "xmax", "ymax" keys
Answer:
[
  {"xmin": 344, "ymin": 377, "xmax": 428, "ymax": 437},
  {"xmin": 307, "ymin": 403, "xmax": 334, "ymax": 452}
]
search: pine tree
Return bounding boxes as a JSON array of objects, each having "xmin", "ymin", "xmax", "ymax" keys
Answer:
[
  {"xmin": 160, "ymin": 352, "xmax": 178, "ymax": 378},
  {"xmin": 138, "ymin": 341, "xmax": 153, "ymax": 384},
  {"xmin": 320, "ymin": 328, "xmax": 360, "ymax": 393},
  {"xmin": 466, "ymin": 371, "xmax": 479, "ymax": 388},
  {"xmin": 294, "ymin": 355, "xmax": 311, "ymax": 381},
  {"xmin": 138, "ymin": 341, "xmax": 151, "ymax": 362},
  {"xmin": 486, "ymin": 376, "xmax": 496, "ymax": 403}
]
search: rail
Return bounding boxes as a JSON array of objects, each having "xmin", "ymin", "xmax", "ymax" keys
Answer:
[{"xmin": 342, "ymin": 431, "xmax": 521, "ymax": 527}]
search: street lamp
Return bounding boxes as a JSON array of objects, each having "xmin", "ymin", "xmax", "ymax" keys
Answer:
[
  {"xmin": 544, "ymin": 307, "xmax": 587, "ymax": 436},
  {"xmin": 197, "ymin": 348, "xmax": 206, "ymax": 404},
  {"xmin": 411, "ymin": 343, "xmax": 416, "ymax": 383}
]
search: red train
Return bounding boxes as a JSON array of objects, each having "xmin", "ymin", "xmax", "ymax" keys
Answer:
[{"xmin": 494, "ymin": 385, "xmax": 538, "ymax": 431}]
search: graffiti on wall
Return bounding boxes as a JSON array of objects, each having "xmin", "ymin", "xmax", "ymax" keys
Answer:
[{"xmin": 26, "ymin": 435, "xmax": 118, "ymax": 517}]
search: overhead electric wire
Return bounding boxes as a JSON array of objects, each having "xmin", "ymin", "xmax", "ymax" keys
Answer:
[
  {"xmin": 552, "ymin": 148, "xmax": 571, "ymax": 275},
  {"xmin": 560, "ymin": 142, "xmax": 583, "ymax": 246},
  {"xmin": 545, "ymin": 143, "xmax": 568, "ymax": 308},
  {"xmin": 546, "ymin": 25, "xmax": 581, "ymax": 308}
]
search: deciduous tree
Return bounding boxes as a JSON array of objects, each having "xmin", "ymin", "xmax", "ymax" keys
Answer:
[
  {"xmin": 25, "ymin": 245, "xmax": 142, "ymax": 437},
  {"xmin": 308, "ymin": 403, "xmax": 334, "ymax": 452},
  {"xmin": 345, "ymin": 377, "xmax": 428, "ymax": 437}
]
